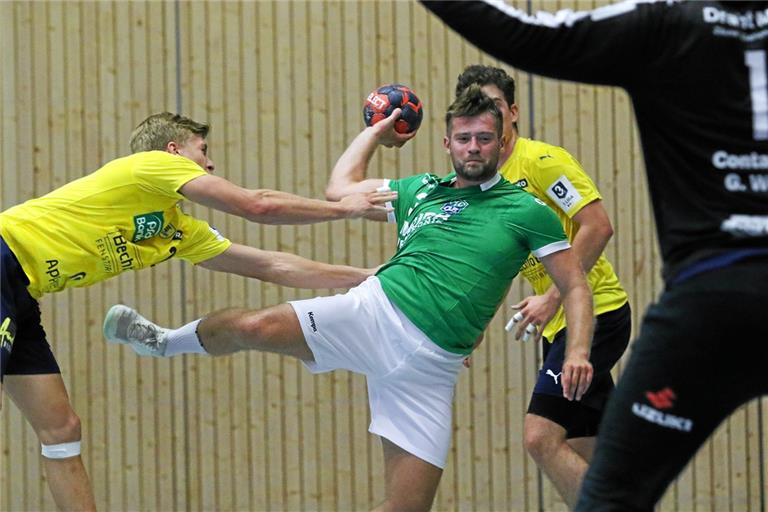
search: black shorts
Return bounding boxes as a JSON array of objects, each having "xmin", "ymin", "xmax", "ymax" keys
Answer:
[
  {"xmin": 0, "ymin": 236, "xmax": 60, "ymax": 381},
  {"xmin": 528, "ymin": 302, "xmax": 631, "ymax": 438},
  {"xmin": 577, "ymin": 257, "xmax": 768, "ymax": 511}
]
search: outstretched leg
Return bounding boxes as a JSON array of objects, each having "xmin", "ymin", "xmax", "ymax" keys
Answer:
[
  {"xmin": 4, "ymin": 373, "xmax": 96, "ymax": 511},
  {"xmin": 105, "ymin": 303, "xmax": 312, "ymax": 360},
  {"xmin": 197, "ymin": 305, "xmax": 312, "ymax": 359}
]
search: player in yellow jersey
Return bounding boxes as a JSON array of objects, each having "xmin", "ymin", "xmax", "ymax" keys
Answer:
[
  {"xmin": 455, "ymin": 66, "xmax": 631, "ymax": 508},
  {"xmin": 0, "ymin": 112, "xmax": 395, "ymax": 511}
]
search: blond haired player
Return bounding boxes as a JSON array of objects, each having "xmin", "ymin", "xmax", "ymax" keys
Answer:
[{"xmin": 0, "ymin": 112, "xmax": 393, "ymax": 510}]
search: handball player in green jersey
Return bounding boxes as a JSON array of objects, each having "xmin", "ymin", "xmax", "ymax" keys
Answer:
[{"xmin": 104, "ymin": 87, "xmax": 594, "ymax": 511}]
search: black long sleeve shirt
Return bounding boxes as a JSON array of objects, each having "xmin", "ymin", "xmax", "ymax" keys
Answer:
[{"xmin": 423, "ymin": 0, "xmax": 768, "ymax": 281}]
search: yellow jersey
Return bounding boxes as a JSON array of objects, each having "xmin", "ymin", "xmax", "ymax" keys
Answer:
[
  {"xmin": 501, "ymin": 137, "xmax": 628, "ymax": 341},
  {"xmin": 0, "ymin": 151, "xmax": 231, "ymax": 298}
]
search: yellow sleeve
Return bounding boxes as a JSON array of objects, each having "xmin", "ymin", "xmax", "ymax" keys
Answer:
[
  {"xmin": 530, "ymin": 146, "xmax": 601, "ymax": 218},
  {"xmin": 174, "ymin": 211, "xmax": 232, "ymax": 264}
]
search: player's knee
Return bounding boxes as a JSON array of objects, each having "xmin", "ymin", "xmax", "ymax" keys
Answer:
[
  {"xmin": 37, "ymin": 409, "xmax": 82, "ymax": 446},
  {"xmin": 524, "ymin": 423, "xmax": 557, "ymax": 462},
  {"xmin": 235, "ymin": 310, "xmax": 281, "ymax": 350}
]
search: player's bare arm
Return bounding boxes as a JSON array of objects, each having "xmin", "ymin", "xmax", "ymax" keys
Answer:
[
  {"xmin": 198, "ymin": 244, "xmax": 374, "ymax": 289},
  {"xmin": 512, "ymin": 199, "xmax": 613, "ymax": 338},
  {"xmin": 180, "ymin": 173, "xmax": 395, "ymax": 224},
  {"xmin": 539, "ymin": 248, "xmax": 594, "ymax": 401},
  {"xmin": 326, "ymin": 109, "xmax": 415, "ymax": 202}
]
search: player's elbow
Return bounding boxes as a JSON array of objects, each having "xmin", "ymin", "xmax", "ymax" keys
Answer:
[
  {"xmin": 599, "ymin": 221, "xmax": 614, "ymax": 241},
  {"xmin": 325, "ymin": 180, "xmax": 358, "ymax": 201},
  {"xmin": 243, "ymin": 190, "xmax": 282, "ymax": 223},
  {"xmin": 561, "ymin": 270, "xmax": 592, "ymax": 302},
  {"xmin": 324, "ymin": 184, "xmax": 344, "ymax": 201},
  {"xmin": 583, "ymin": 219, "xmax": 614, "ymax": 245}
]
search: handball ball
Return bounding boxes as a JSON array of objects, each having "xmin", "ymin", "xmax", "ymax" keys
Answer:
[{"xmin": 363, "ymin": 84, "xmax": 423, "ymax": 133}]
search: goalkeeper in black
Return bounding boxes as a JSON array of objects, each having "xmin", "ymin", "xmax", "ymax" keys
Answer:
[{"xmin": 421, "ymin": 1, "xmax": 768, "ymax": 510}]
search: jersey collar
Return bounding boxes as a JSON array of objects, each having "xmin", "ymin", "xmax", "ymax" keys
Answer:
[
  {"xmin": 441, "ymin": 172, "xmax": 502, "ymax": 191},
  {"xmin": 479, "ymin": 173, "xmax": 502, "ymax": 191}
]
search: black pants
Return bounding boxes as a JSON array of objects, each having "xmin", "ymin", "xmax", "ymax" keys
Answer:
[
  {"xmin": 576, "ymin": 257, "xmax": 768, "ymax": 511},
  {"xmin": 0, "ymin": 236, "xmax": 60, "ymax": 380}
]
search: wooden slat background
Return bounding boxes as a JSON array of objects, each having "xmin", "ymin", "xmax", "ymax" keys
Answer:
[{"xmin": 1, "ymin": 1, "xmax": 765, "ymax": 510}]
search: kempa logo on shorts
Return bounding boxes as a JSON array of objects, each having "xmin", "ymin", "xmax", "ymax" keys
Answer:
[
  {"xmin": 308, "ymin": 312, "xmax": 318, "ymax": 332},
  {"xmin": 132, "ymin": 212, "xmax": 165, "ymax": 242}
]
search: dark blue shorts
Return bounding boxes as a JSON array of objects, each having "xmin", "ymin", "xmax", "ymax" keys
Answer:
[
  {"xmin": 0, "ymin": 236, "xmax": 60, "ymax": 381},
  {"xmin": 528, "ymin": 302, "xmax": 632, "ymax": 437}
]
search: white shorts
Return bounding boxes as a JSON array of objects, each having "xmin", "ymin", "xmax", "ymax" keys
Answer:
[{"xmin": 288, "ymin": 276, "xmax": 464, "ymax": 469}]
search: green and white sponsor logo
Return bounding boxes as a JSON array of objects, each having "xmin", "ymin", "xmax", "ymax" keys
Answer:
[
  {"xmin": 398, "ymin": 200, "xmax": 469, "ymax": 248},
  {"xmin": 132, "ymin": 211, "xmax": 165, "ymax": 242}
]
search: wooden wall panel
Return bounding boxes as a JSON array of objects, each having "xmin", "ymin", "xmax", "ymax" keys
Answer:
[{"xmin": 1, "ymin": 1, "xmax": 765, "ymax": 511}]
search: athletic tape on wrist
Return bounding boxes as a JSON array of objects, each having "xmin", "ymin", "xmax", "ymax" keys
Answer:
[
  {"xmin": 377, "ymin": 182, "xmax": 396, "ymax": 224},
  {"xmin": 41, "ymin": 441, "xmax": 81, "ymax": 459}
]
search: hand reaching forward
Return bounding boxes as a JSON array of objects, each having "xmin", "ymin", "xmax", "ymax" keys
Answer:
[{"xmin": 340, "ymin": 189, "xmax": 397, "ymax": 219}]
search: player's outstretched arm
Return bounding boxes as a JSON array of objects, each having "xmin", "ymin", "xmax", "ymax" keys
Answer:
[
  {"xmin": 179, "ymin": 173, "xmax": 395, "ymax": 225},
  {"xmin": 420, "ymin": 0, "xmax": 650, "ymax": 87},
  {"xmin": 198, "ymin": 243, "xmax": 373, "ymax": 289},
  {"xmin": 540, "ymin": 248, "xmax": 594, "ymax": 401},
  {"xmin": 326, "ymin": 108, "xmax": 415, "ymax": 203}
]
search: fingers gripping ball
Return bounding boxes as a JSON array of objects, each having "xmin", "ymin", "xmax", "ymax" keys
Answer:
[{"xmin": 363, "ymin": 84, "xmax": 423, "ymax": 133}]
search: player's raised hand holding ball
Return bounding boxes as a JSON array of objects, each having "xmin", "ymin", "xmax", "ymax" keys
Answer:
[{"xmin": 363, "ymin": 83, "xmax": 423, "ymax": 147}]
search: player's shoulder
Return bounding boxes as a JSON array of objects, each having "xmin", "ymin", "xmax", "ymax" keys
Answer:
[
  {"xmin": 130, "ymin": 150, "xmax": 200, "ymax": 168},
  {"xmin": 97, "ymin": 151, "xmax": 177, "ymax": 175},
  {"xmin": 396, "ymin": 171, "xmax": 440, "ymax": 183},
  {"xmin": 519, "ymin": 138, "xmax": 579, "ymax": 167},
  {"xmin": 75, "ymin": 154, "xmax": 137, "ymax": 186},
  {"xmin": 496, "ymin": 183, "xmax": 561, "ymax": 229},
  {"xmin": 394, "ymin": 172, "xmax": 444, "ymax": 191},
  {"xmin": 494, "ymin": 178, "xmax": 548, "ymax": 207}
]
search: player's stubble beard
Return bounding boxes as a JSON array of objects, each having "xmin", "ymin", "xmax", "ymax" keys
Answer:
[{"xmin": 452, "ymin": 152, "xmax": 500, "ymax": 184}]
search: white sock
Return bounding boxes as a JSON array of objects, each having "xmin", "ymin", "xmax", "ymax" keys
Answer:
[{"xmin": 164, "ymin": 319, "xmax": 208, "ymax": 356}]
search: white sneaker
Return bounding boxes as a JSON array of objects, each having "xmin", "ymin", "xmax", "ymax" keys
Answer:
[{"xmin": 103, "ymin": 305, "xmax": 169, "ymax": 357}]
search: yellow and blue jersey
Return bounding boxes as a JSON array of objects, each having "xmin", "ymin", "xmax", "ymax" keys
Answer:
[{"xmin": 501, "ymin": 137, "xmax": 628, "ymax": 342}]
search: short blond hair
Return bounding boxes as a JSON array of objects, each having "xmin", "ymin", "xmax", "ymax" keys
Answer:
[{"xmin": 129, "ymin": 112, "xmax": 210, "ymax": 153}]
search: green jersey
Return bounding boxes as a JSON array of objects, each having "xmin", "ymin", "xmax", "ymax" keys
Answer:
[{"xmin": 376, "ymin": 172, "xmax": 569, "ymax": 355}]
